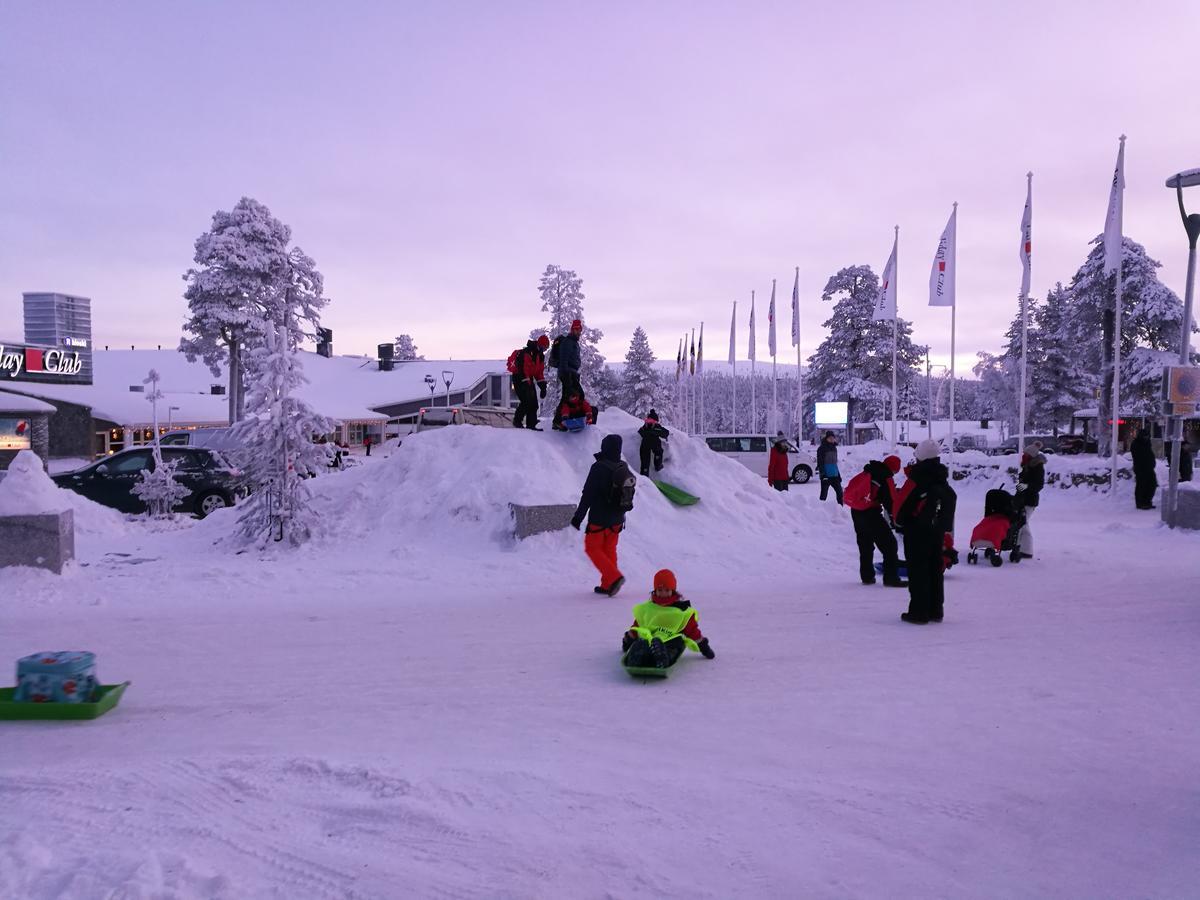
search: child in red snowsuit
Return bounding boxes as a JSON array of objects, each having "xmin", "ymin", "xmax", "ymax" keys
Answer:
[
  {"xmin": 621, "ymin": 569, "xmax": 715, "ymax": 668},
  {"xmin": 553, "ymin": 390, "xmax": 595, "ymax": 430}
]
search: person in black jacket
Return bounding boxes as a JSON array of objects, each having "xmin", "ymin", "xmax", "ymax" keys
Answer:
[
  {"xmin": 816, "ymin": 431, "xmax": 843, "ymax": 504},
  {"xmin": 552, "ymin": 319, "xmax": 584, "ymax": 399},
  {"xmin": 849, "ymin": 455, "xmax": 904, "ymax": 586},
  {"xmin": 895, "ymin": 439, "xmax": 957, "ymax": 624},
  {"xmin": 1131, "ymin": 428, "xmax": 1157, "ymax": 510},
  {"xmin": 637, "ymin": 410, "xmax": 669, "ymax": 476},
  {"xmin": 571, "ymin": 433, "xmax": 633, "ymax": 596},
  {"xmin": 1015, "ymin": 441, "xmax": 1046, "ymax": 559}
]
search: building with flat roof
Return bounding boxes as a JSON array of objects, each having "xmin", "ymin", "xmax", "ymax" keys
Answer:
[{"xmin": 22, "ymin": 292, "xmax": 94, "ymax": 381}]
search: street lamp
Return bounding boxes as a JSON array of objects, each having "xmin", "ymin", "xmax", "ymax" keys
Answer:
[
  {"xmin": 1162, "ymin": 168, "xmax": 1200, "ymax": 527},
  {"xmin": 424, "ymin": 374, "xmax": 436, "ymax": 407},
  {"xmin": 441, "ymin": 370, "xmax": 455, "ymax": 408}
]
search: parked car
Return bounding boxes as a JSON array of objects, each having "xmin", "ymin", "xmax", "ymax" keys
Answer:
[
  {"xmin": 53, "ymin": 447, "xmax": 244, "ymax": 517},
  {"xmin": 702, "ymin": 435, "xmax": 817, "ymax": 484},
  {"xmin": 413, "ymin": 406, "xmax": 515, "ymax": 433},
  {"xmin": 987, "ymin": 435, "xmax": 1061, "ymax": 456},
  {"xmin": 159, "ymin": 427, "xmax": 250, "ymax": 467}
]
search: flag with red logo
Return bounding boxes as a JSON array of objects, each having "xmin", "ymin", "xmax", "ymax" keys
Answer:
[
  {"xmin": 1103, "ymin": 138, "xmax": 1125, "ymax": 276},
  {"xmin": 873, "ymin": 234, "xmax": 898, "ymax": 321},
  {"xmin": 928, "ymin": 205, "xmax": 956, "ymax": 307},
  {"xmin": 1019, "ymin": 176, "xmax": 1032, "ymax": 297}
]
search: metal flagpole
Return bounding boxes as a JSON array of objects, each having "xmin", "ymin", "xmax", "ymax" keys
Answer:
[
  {"xmin": 699, "ymin": 322, "xmax": 705, "ymax": 436},
  {"xmin": 891, "ymin": 225, "xmax": 899, "ymax": 448},
  {"xmin": 1110, "ymin": 137, "xmax": 1127, "ymax": 494},
  {"xmin": 750, "ymin": 290, "xmax": 757, "ymax": 434},
  {"xmin": 795, "ymin": 267, "xmax": 803, "ymax": 444},
  {"xmin": 1019, "ymin": 173, "xmax": 1031, "ymax": 456},
  {"xmin": 731, "ymin": 353, "xmax": 737, "ymax": 435},
  {"xmin": 927, "ymin": 351, "xmax": 933, "ymax": 439},
  {"xmin": 729, "ymin": 302, "xmax": 737, "ymax": 434},
  {"xmin": 949, "ymin": 202, "xmax": 957, "ymax": 476},
  {"xmin": 771, "ymin": 278, "xmax": 778, "ymax": 435}
]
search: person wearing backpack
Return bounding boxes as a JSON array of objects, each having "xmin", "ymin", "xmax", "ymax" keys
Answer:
[
  {"xmin": 551, "ymin": 319, "xmax": 584, "ymax": 399},
  {"xmin": 894, "ymin": 439, "xmax": 957, "ymax": 624},
  {"xmin": 571, "ymin": 433, "xmax": 636, "ymax": 596},
  {"xmin": 845, "ymin": 455, "xmax": 904, "ymax": 586},
  {"xmin": 508, "ymin": 335, "xmax": 550, "ymax": 430}
]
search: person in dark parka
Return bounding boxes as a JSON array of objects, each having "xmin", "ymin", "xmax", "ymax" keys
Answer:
[
  {"xmin": 571, "ymin": 433, "xmax": 633, "ymax": 596},
  {"xmin": 816, "ymin": 431, "xmax": 843, "ymax": 504},
  {"xmin": 847, "ymin": 455, "xmax": 904, "ymax": 586},
  {"xmin": 638, "ymin": 410, "xmax": 669, "ymax": 476},
  {"xmin": 895, "ymin": 439, "xmax": 957, "ymax": 624},
  {"xmin": 553, "ymin": 319, "xmax": 584, "ymax": 399},
  {"xmin": 1131, "ymin": 428, "xmax": 1157, "ymax": 510},
  {"xmin": 1015, "ymin": 441, "xmax": 1046, "ymax": 559}
]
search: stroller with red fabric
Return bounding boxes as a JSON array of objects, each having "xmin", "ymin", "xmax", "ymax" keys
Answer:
[{"xmin": 966, "ymin": 488, "xmax": 1026, "ymax": 566}]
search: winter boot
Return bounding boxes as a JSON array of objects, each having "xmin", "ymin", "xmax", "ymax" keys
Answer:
[
  {"xmin": 606, "ymin": 576, "xmax": 626, "ymax": 597},
  {"xmin": 900, "ymin": 613, "xmax": 929, "ymax": 625},
  {"xmin": 594, "ymin": 586, "xmax": 608, "ymax": 595},
  {"xmin": 650, "ymin": 638, "xmax": 670, "ymax": 668},
  {"xmin": 883, "ymin": 578, "xmax": 908, "ymax": 588}
]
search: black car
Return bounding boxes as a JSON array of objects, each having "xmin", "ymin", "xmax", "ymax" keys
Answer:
[{"xmin": 53, "ymin": 447, "xmax": 243, "ymax": 517}]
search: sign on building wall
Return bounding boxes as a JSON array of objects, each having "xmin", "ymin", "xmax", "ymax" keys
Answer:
[
  {"xmin": 0, "ymin": 418, "xmax": 32, "ymax": 450},
  {"xmin": 0, "ymin": 343, "xmax": 90, "ymax": 384}
]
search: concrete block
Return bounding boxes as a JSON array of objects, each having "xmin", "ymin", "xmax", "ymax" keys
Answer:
[
  {"xmin": 0, "ymin": 509, "xmax": 75, "ymax": 573},
  {"xmin": 1175, "ymin": 488, "xmax": 1200, "ymax": 530},
  {"xmin": 510, "ymin": 503, "xmax": 576, "ymax": 539}
]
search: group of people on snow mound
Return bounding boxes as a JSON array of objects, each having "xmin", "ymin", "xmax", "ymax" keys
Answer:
[{"xmin": 507, "ymin": 319, "xmax": 589, "ymax": 431}]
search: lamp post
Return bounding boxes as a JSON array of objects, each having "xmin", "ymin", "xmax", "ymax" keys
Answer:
[
  {"xmin": 441, "ymin": 370, "xmax": 455, "ymax": 408},
  {"xmin": 1163, "ymin": 168, "xmax": 1200, "ymax": 527},
  {"xmin": 424, "ymin": 374, "xmax": 436, "ymax": 407}
]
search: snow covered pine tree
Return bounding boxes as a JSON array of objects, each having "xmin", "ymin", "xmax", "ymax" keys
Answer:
[
  {"xmin": 621, "ymin": 326, "xmax": 665, "ymax": 415},
  {"xmin": 393, "ymin": 334, "xmax": 423, "ymax": 360},
  {"xmin": 533, "ymin": 265, "xmax": 606, "ymax": 409}
]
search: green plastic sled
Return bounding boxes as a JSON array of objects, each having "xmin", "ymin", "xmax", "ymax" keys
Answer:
[
  {"xmin": 654, "ymin": 480, "xmax": 700, "ymax": 506},
  {"xmin": 0, "ymin": 682, "xmax": 130, "ymax": 721}
]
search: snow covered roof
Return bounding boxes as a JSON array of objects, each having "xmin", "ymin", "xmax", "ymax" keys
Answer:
[
  {"xmin": 0, "ymin": 349, "xmax": 506, "ymax": 426},
  {"xmin": 0, "ymin": 389, "xmax": 56, "ymax": 414}
]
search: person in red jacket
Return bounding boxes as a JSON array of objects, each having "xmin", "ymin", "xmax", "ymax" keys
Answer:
[
  {"xmin": 621, "ymin": 569, "xmax": 715, "ymax": 668},
  {"xmin": 553, "ymin": 389, "xmax": 595, "ymax": 431},
  {"xmin": 846, "ymin": 454, "xmax": 904, "ymax": 586},
  {"xmin": 768, "ymin": 434, "xmax": 791, "ymax": 491},
  {"xmin": 510, "ymin": 335, "xmax": 549, "ymax": 430}
]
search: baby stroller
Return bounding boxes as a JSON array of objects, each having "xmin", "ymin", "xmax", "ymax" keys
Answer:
[{"xmin": 966, "ymin": 488, "xmax": 1027, "ymax": 566}]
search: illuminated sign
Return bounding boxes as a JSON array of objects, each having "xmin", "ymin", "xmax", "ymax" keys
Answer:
[
  {"xmin": 0, "ymin": 344, "xmax": 83, "ymax": 379},
  {"xmin": 0, "ymin": 418, "xmax": 31, "ymax": 450},
  {"xmin": 62, "ymin": 337, "xmax": 89, "ymax": 348}
]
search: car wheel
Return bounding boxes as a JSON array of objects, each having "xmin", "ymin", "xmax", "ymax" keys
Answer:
[
  {"xmin": 791, "ymin": 464, "xmax": 812, "ymax": 484},
  {"xmin": 196, "ymin": 491, "xmax": 229, "ymax": 517}
]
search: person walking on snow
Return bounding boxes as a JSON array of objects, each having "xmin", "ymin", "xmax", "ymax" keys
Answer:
[
  {"xmin": 895, "ymin": 439, "xmax": 956, "ymax": 624},
  {"xmin": 768, "ymin": 433, "xmax": 791, "ymax": 491},
  {"xmin": 1131, "ymin": 428, "xmax": 1157, "ymax": 510},
  {"xmin": 571, "ymin": 433, "xmax": 636, "ymax": 596},
  {"xmin": 845, "ymin": 454, "xmax": 904, "ymax": 586},
  {"xmin": 621, "ymin": 569, "xmax": 715, "ymax": 669},
  {"xmin": 638, "ymin": 410, "xmax": 669, "ymax": 476},
  {"xmin": 550, "ymin": 319, "xmax": 584, "ymax": 400},
  {"xmin": 1015, "ymin": 441, "xmax": 1045, "ymax": 559},
  {"xmin": 509, "ymin": 335, "xmax": 549, "ymax": 430},
  {"xmin": 816, "ymin": 431, "xmax": 843, "ymax": 504},
  {"xmin": 363, "ymin": 434, "xmax": 372, "ymax": 456}
]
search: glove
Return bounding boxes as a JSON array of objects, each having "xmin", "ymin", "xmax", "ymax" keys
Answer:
[
  {"xmin": 1015, "ymin": 483, "xmax": 1027, "ymax": 492},
  {"xmin": 622, "ymin": 633, "xmax": 635, "ymax": 652},
  {"xmin": 698, "ymin": 638, "xmax": 715, "ymax": 660},
  {"xmin": 538, "ymin": 381, "xmax": 547, "ymax": 398},
  {"xmin": 570, "ymin": 517, "xmax": 582, "ymax": 530}
]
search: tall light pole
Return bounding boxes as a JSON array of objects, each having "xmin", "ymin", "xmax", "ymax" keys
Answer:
[
  {"xmin": 1163, "ymin": 168, "xmax": 1200, "ymax": 527},
  {"xmin": 168, "ymin": 405, "xmax": 180, "ymax": 432}
]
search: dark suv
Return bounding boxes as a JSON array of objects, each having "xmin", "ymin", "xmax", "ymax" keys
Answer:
[{"xmin": 53, "ymin": 447, "xmax": 244, "ymax": 517}]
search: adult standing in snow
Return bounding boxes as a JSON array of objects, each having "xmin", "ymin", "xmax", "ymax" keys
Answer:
[
  {"xmin": 571, "ymin": 433, "xmax": 636, "ymax": 596},
  {"xmin": 816, "ymin": 431, "xmax": 843, "ymax": 504},
  {"xmin": 509, "ymin": 335, "xmax": 549, "ymax": 430},
  {"xmin": 1131, "ymin": 428, "xmax": 1157, "ymax": 510},
  {"xmin": 363, "ymin": 434, "xmax": 372, "ymax": 457},
  {"xmin": 638, "ymin": 410, "xmax": 669, "ymax": 477},
  {"xmin": 1165, "ymin": 438, "xmax": 1194, "ymax": 483},
  {"xmin": 768, "ymin": 433, "xmax": 791, "ymax": 491},
  {"xmin": 1015, "ymin": 441, "xmax": 1045, "ymax": 559},
  {"xmin": 895, "ymin": 439, "xmax": 956, "ymax": 624},
  {"xmin": 845, "ymin": 455, "xmax": 904, "ymax": 586},
  {"xmin": 551, "ymin": 319, "xmax": 584, "ymax": 399}
]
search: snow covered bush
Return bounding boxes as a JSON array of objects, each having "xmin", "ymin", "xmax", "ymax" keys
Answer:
[{"xmin": 130, "ymin": 370, "xmax": 189, "ymax": 518}]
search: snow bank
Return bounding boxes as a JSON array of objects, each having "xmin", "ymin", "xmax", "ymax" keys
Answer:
[{"xmin": 0, "ymin": 450, "xmax": 128, "ymax": 536}]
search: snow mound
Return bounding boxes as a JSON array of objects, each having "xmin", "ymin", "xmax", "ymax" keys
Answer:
[{"xmin": 0, "ymin": 450, "xmax": 128, "ymax": 536}]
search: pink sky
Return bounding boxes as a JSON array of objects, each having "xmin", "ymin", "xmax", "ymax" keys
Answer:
[{"xmin": 1, "ymin": 1, "xmax": 1197, "ymax": 373}]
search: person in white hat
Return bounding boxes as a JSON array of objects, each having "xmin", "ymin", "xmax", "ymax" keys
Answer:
[{"xmin": 894, "ymin": 439, "xmax": 956, "ymax": 624}]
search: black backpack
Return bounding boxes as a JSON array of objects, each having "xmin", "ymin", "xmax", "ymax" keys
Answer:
[
  {"xmin": 547, "ymin": 337, "xmax": 562, "ymax": 368},
  {"xmin": 607, "ymin": 460, "xmax": 637, "ymax": 511}
]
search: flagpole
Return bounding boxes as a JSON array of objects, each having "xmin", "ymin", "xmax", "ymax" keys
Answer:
[
  {"xmin": 1110, "ymin": 136, "xmax": 1127, "ymax": 494},
  {"xmin": 891, "ymin": 225, "xmax": 899, "ymax": 448},
  {"xmin": 730, "ymin": 301, "xmax": 737, "ymax": 435},
  {"xmin": 949, "ymin": 202, "xmax": 957, "ymax": 476},
  {"xmin": 750, "ymin": 290, "xmax": 757, "ymax": 434},
  {"xmin": 795, "ymin": 267, "xmax": 803, "ymax": 445},
  {"xmin": 1019, "ymin": 172, "xmax": 1031, "ymax": 457},
  {"xmin": 771, "ymin": 278, "xmax": 778, "ymax": 435},
  {"xmin": 699, "ymin": 321, "xmax": 705, "ymax": 436}
]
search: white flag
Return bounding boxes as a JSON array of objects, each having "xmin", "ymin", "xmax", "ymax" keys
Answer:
[
  {"xmin": 1019, "ymin": 176, "xmax": 1032, "ymax": 297},
  {"xmin": 767, "ymin": 280, "xmax": 777, "ymax": 357},
  {"xmin": 748, "ymin": 293, "xmax": 756, "ymax": 361},
  {"xmin": 1103, "ymin": 137, "xmax": 1126, "ymax": 276},
  {"xmin": 928, "ymin": 205, "xmax": 956, "ymax": 307},
  {"xmin": 697, "ymin": 322, "xmax": 704, "ymax": 375},
  {"xmin": 790, "ymin": 269, "xmax": 800, "ymax": 347},
  {"xmin": 873, "ymin": 234, "xmax": 898, "ymax": 321},
  {"xmin": 728, "ymin": 301, "xmax": 737, "ymax": 365}
]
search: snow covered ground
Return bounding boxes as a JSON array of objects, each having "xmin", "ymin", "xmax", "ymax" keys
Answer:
[{"xmin": 1, "ymin": 416, "xmax": 1198, "ymax": 898}]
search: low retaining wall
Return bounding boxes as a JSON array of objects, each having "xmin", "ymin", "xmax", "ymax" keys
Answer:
[
  {"xmin": 0, "ymin": 509, "xmax": 75, "ymax": 573},
  {"xmin": 509, "ymin": 503, "xmax": 576, "ymax": 539}
]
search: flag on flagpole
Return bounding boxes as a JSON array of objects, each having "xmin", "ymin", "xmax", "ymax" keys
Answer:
[
  {"xmin": 728, "ymin": 301, "xmax": 737, "ymax": 365},
  {"xmin": 675, "ymin": 337, "xmax": 682, "ymax": 381},
  {"xmin": 1103, "ymin": 139, "xmax": 1126, "ymax": 275},
  {"xmin": 767, "ymin": 280, "xmax": 777, "ymax": 357},
  {"xmin": 873, "ymin": 234, "xmax": 898, "ymax": 321},
  {"xmin": 697, "ymin": 322, "xmax": 704, "ymax": 375},
  {"xmin": 928, "ymin": 204, "xmax": 956, "ymax": 307},
  {"xmin": 790, "ymin": 269, "xmax": 800, "ymax": 347},
  {"xmin": 689, "ymin": 329, "xmax": 695, "ymax": 375},
  {"xmin": 748, "ymin": 294, "xmax": 756, "ymax": 361},
  {"xmin": 1020, "ymin": 174, "xmax": 1032, "ymax": 297}
]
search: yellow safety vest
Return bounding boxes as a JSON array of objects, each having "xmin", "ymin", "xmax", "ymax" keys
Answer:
[{"xmin": 630, "ymin": 599, "xmax": 700, "ymax": 652}]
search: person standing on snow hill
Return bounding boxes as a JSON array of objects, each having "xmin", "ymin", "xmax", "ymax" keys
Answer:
[
  {"xmin": 1131, "ymin": 428, "xmax": 1158, "ymax": 510},
  {"xmin": 845, "ymin": 455, "xmax": 904, "ymax": 586},
  {"xmin": 1015, "ymin": 441, "xmax": 1045, "ymax": 559},
  {"xmin": 549, "ymin": 319, "xmax": 584, "ymax": 400},
  {"xmin": 571, "ymin": 433, "xmax": 637, "ymax": 596},
  {"xmin": 768, "ymin": 433, "xmax": 791, "ymax": 491},
  {"xmin": 816, "ymin": 431, "xmax": 843, "ymax": 504},
  {"xmin": 637, "ymin": 410, "xmax": 669, "ymax": 476},
  {"xmin": 895, "ymin": 439, "xmax": 956, "ymax": 625},
  {"xmin": 622, "ymin": 569, "xmax": 715, "ymax": 669},
  {"xmin": 509, "ymin": 335, "xmax": 549, "ymax": 430}
]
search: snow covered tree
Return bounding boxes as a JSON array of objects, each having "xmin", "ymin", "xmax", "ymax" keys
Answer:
[
  {"xmin": 973, "ymin": 351, "xmax": 1017, "ymax": 437},
  {"xmin": 394, "ymin": 334, "xmax": 422, "ymax": 360},
  {"xmin": 130, "ymin": 369, "xmax": 189, "ymax": 517},
  {"xmin": 620, "ymin": 327, "xmax": 665, "ymax": 416},
  {"xmin": 534, "ymin": 265, "xmax": 606, "ymax": 406},
  {"xmin": 180, "ymin": 198, "xmax": 329, "ymax": 422},
  {"xmin": 805, "ymin": 265, "xmax": 924, "ymax": 425},
  {"xmin": 1028, "ymin": 283, "xmax": 1091, "ymax": 432},
  {"xmin": 232, "ymin": 312, "xmax": 332, "ymax": 547}
]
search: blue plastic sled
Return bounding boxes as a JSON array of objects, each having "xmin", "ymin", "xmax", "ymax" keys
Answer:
[
  {"xmin": 874, "ymin": 561, "xmax": 909, "ymax": 579},
  {"xmin": 562, "ymin": 416, "xmax": 588, "ymax": 432}
]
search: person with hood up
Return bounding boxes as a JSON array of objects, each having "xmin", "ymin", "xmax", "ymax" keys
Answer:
[
  {"xmin": 638, "ymin": 410, "xmax": 670, "ymax": 476},
  {"xmin": 621, "ymin": 569, "xmax": 715, "ymax": 669},
  {"xmin": 509, "ymin": 335, "xmax": 549, "ymax": 429},
  {"xmin": 894, "ymin": 439, "xmax": 956, "ymax": 624},
  {"xmin": 844, "ymin": 454, "xmax": 904, "ymax": 586},
  {"xmin": 768, "ymin": 433, "xmax": 792, "ymax": 491},
  {"xmin": 551, "ymin": 319, "xmax": 584, "ymax": 400},
  {"xmin": 1131, "ymin": 428, "xmax": 1157, "ymax": 510},
  {"xmin": 571, "ymin": 433, "xmax": 636, "ymax": 596},
  {"xmin": 816, "ymin": 431, "xmax": 843, "ymax": 504},
  {"xmin": 1015, "ymin": 441, "xmax": 1046, "ymax": 558}
]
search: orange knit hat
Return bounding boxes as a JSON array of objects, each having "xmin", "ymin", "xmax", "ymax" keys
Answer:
[{"xmin": 653, "ymin": 569, "xmax": 677, "ymax": 592}]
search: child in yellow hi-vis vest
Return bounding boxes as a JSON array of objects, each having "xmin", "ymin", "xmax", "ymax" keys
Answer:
[{"xmin": 621, "ymin": 569, "xmax": 716, "ymax": 669}]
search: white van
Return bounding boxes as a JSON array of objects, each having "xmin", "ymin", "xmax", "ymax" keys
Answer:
[{"xmin": 701, "ymin": 435, "xmax": 816, "ymax": 484}]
